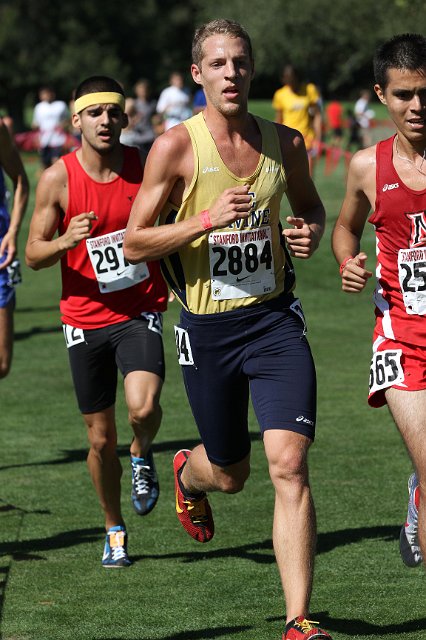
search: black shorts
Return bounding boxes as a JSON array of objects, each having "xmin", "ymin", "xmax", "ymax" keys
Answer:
[
  {"xmin": 175, "ymin": 296, "xmax": 316, "ymax": 467},
  {"xmin": 64, "ymin": 314, "xmax": 165, "ymax": 414}
]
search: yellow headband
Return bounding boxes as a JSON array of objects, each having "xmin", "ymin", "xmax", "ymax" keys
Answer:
[{"xmin": 74, "ymin": 92, "xmax": 125, "ymax": 114}]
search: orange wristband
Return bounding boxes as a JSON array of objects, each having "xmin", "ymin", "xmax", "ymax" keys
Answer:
[
  {"xmin": 200, "ymin": 210, "xmax": 212, "ymax": 230},
  {"xmin": 339, "ymin": 256, "xmax": 354, "ymax": 275}
]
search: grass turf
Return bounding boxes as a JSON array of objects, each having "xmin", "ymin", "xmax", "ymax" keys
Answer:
[{"xmin": 0, "ymin": 115, "xmax": 424, "ymax": 640}]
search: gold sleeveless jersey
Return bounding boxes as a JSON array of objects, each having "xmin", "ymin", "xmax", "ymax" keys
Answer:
[{"xmin": 160, "ymin": 112, "xmax": 295, "ymax": 315}]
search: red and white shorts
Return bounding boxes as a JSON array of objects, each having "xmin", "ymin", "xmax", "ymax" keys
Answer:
[{"xmin": 368, "ymin": 329, "xmax": 426, "ymax": 408}]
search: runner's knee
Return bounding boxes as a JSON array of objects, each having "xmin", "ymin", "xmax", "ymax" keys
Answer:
[
  {"xmin": 213, "ymin": 463, "xmax": 250, "ymax": 494},
  {"xmin": 86, "ymin": 424, "xmax": 117, "ymax": 454},
  {"xmin": 268, "ymin": 443, "xmax": 309, "ymax": 486},
  {"xmin": 128, "ymin": 398, "xmax": 162, "ymax": 428}
]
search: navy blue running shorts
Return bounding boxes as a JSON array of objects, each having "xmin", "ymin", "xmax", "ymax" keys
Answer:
[
  {"xmin": 64, "ymin": 313, "xmax": 165, "ymax": 414},
  {"xmin": 175, "ymin": 295, "xmax": 316, "ymax": 467},
  {"xmin": 0, "ymin": 209, "xmax": 16, "ymax": 309}
]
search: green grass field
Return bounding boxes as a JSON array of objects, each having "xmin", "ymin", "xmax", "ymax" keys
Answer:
[{"xmin": 1, "ymin": 112, "xmax": 424, "ymax": 640}]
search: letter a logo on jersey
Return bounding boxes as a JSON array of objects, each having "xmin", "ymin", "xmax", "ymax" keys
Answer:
[{"xmin": 407, "ymin": 210, "xmax": 426, "ymax": 247}]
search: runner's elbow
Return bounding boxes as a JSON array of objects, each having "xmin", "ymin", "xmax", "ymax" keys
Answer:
[
  {"xmin": 25, "ymin": 249, "xmax": 39, "ymax": 270},
  {"xmin": 123, "ymin": 232, "xmax": 148, "ymax": 264}
]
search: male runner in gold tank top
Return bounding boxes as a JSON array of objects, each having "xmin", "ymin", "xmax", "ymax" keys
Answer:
[{"xmin": 125, "ymin": 19, "xmax": 331, "ymax": 640}]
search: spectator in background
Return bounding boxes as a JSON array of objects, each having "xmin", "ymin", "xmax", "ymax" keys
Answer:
[
  {"xmin": 325, "ymin": 98, "xmax": 343, "ymax": 146},
  {"xmin": 0, "ymin": 116, "xmax": 29, "ymax": 378},
  {"xmin": 272, "ymin": 64, "xmax": 322, "ymax": 176},
  {"xmin": 134, "ymin": 79, "xmax": 158, "ymax": 152},
  {"xmin": 121, "ymin": 79, "xmax": 157, "ymax": 154},
  {"xmin": 120, "ymin": 97, "xmax": 143, "ymax": 149},
  {"xmin": 156, "ymin": 72, "xmax": 192, "ymax": 131},
  {"xmin": 32, "ymin": 86, "xmax": 69, "ymax": 170},
  {"xmin": 354, "ymin": 89, "xmax": 375, "ymax": 148},
  {"xmin": 345, "ymin": 108, "xmax": 362, "ymax": 151},
  {"xmin": 192, "ymin": 87, "xmax": 207, "ymax": 114}
]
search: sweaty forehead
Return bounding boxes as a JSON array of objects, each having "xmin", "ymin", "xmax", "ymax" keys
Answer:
[
  {"xmin": 386, "ymin": 67, "xmax": 426, "ymax": 86},
  {"xmin": 202, "ymin": 34, "xmax": 249, "ymax": 58}
]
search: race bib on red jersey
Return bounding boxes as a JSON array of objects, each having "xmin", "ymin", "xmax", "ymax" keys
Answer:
[
  {"xmin": 86, "ymin": 229, "xmax": 149, "ymax": 294},
  {"xmin": 398, "ymin": 247, "xmax": 426, "ymax": 315}
]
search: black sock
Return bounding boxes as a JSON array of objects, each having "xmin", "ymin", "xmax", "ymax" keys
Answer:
[{"xmin": 177, "ymin": 466, "xmax": 205, "ymax": 500}]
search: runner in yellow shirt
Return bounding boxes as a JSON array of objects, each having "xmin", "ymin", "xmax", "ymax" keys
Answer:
[{"xmin": 272, "ymin": 65, "xmax": 322, "ymax": 175}]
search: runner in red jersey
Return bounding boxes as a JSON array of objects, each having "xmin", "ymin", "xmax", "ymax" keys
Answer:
[
  {"xmin": 332, "ymin": 34, "xmax": 426, "ymax": 570},
  {"xmin": 59, "ymin": 145, "xmax": 165, "ymax": 328},
  {"xmin": 26, "ymin": 76, "xmax": 167, "ymax": 568}
]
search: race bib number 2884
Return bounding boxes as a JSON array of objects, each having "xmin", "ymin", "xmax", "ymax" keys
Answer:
[{"xmin": 208, "ymin": 226, "xmax": 276, "ymax": 300}]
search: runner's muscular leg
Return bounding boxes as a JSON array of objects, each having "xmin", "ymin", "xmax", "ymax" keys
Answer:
[
  {"xmin": 0, "ymin": 301, "xmax": 14, "ymax": 378},
  {"xmin": 124, "ymin": 370, "xmax": 163, "ymax": 458},
  {"xmin": 263, "ymin": 429, "xmax": 316, "ymax": 623},
  {"xmin": 84, "ymin": 405, "xmax": 124, "ymax": 531},
  {"xmin": 180, "ymin": 444, "xmax": 250, "ymax": 495},
  {"xmin": 385, "ymin": 387, "xmax": 426, "ymax": 565}
]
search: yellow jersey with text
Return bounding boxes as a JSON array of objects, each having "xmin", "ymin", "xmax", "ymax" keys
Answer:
[{"xmin": 159, "ymin": 112, "xmax": 295, "ymax": 315}]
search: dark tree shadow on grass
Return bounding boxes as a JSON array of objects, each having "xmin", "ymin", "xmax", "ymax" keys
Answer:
[
  {"xmin": 0, "ymin": 525, "xmax": 103, "ymax": 560},
  {"xmin": 1, "ymin": 523, "xmax": 398, "ymax": 567},
  {"xmin": 267, "ymin": 611, "xmax": 426, "ymax": 637},
  {"xmin": 16, "ymin": 305, "xmax": 58, "ymax": 314},
  {"xmin": 14, "ymin": 325, "xmax": 62, "ymax": 341},
  {"xmin": 129, "ymin": 525, "xmax": 399, "ymax": 566},
  {"xmin": 0, "ymin": 435, "xmax": 262, "ymax": 472},
  {"xmin": 0, "ymin": 499, "xmax": 102, "ymax": 639},
  {"xmin": 1, "ymin": 519, "xmax": 421, "ymax": 638},
  {"xmin": 0, "ymin": 436, "xmax": 416, "ymax": 640},
  {"xmin": 0, "ymin": 525, "xmax": 103, "ymax": 634}
]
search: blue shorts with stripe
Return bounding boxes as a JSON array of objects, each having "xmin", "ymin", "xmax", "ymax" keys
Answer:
[
  {"xmin": 0, "ymin": 207, "xmax": 15, "ymax": 309},
  {"xmin": 176, "ymin": 294, "xmax": 317, "ymax": 467}
]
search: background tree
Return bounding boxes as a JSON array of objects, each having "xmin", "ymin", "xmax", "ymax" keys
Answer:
[
  {"xmin": 195, "ymin": 0, "xmax": 426, "ymax": 97},
  {"xmin": 0, "ymin": 0, "xmax": 196, "ymax": 129},
  {"xmin": 0, "ymin": 0, "xmax": 425, "ymax": 130}
]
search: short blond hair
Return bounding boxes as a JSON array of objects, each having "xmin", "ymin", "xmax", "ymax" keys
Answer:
[{"xmin": 192, "ymin": 19, "xmax": 253, "ymax": 68}]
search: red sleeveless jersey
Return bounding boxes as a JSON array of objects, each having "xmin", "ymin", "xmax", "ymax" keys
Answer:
[
  {"xmin": 59, "ymin": 146, "xmax": 167, "ymax": 329},
  {"xmin": 369, "ymin": 136, "xmax": 426, "ymax": 346}
]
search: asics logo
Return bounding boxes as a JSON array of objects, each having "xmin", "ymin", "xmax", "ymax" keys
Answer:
[
  {"xmin": 382, "ymin": 183, "xmax": 399, "ymax": 192},
  {"xmin": 296, "ymin": 415, "xmax": 314, "ymax": 426},
  {"xmin": 202, "ymin": 166, "xmax": 219, "ymax": 173},
  {"xmin": 176, "ymin": 490, "xmax": 184, "ymax": 514}
]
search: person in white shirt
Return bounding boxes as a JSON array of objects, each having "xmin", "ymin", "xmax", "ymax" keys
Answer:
[
  {"xmin": 354, "ymin": 89, "xmax": 375, "ymax": 148},
  {"xmin": 156, "ymin": 72, "xmax": 191, "ymax": 131},
  {"xmin": 32, "ymin": 86, "xmax": 69, "ymax": 169}
]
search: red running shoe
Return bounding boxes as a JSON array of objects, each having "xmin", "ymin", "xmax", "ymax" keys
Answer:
[
  {"xmin": 284, "ymin": 617, "xmax": 332, "ymax": 639},
  {"xmin": 173, "ymin": 449, "xmax": 214, "ymax": 543}
]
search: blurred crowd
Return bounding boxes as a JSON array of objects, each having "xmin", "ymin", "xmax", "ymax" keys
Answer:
[
  {"xmin": 1, "ymin": 68, "xmax": 379, "ymax": 178},
  {"xmin": 2, "ymin": 72, "xmax": 205, "ymax": 174}
]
